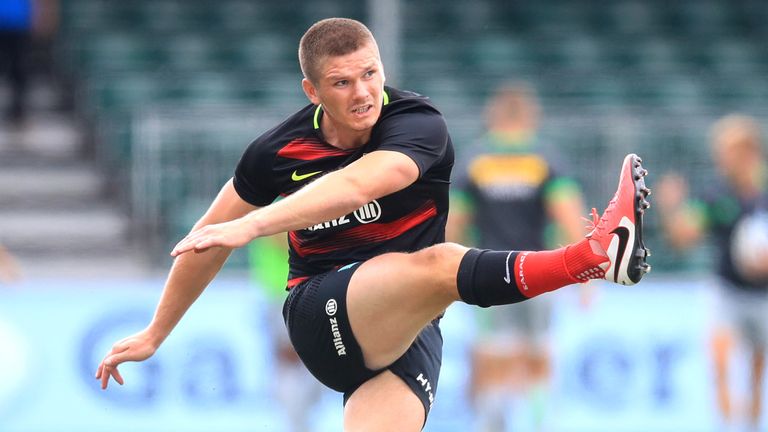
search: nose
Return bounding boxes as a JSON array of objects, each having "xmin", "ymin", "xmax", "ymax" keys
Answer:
[{"xmin": 352, "ymin": 80, "xmax": 368, "ymax": 102}]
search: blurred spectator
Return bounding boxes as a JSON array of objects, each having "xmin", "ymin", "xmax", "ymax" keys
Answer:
[
  {"xmin": 0, "ymin": 0, "xmax": 58, "ymax": 126},
  {"xmin": 448, "ymin": 83, "xmax": 590, "ymax": 431},
  {"xmin": 248, "ymin": 235, "xmax": 324, "ymax": 432},
  {"xmin": 656, "ymin": 114, "xmax": 768, "ymax": 431},
  {"xmin": 0, "ymin": 242, "xmax": 21, "ymax": 283}
]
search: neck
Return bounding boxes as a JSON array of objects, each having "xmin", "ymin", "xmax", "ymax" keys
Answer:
[
  {"xmin": 488, "ymin": 126, "xmax": 535, "ymax": 149},
  {"xmin": 320, "ymin": 114, "xmax": 371, "ymax": 150}
]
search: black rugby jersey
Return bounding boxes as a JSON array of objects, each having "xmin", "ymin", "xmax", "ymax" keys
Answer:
[
  {"xmin": 453, "ymin": 142, "xmax": 578, "ymax": 251},
  {"xmin": 233, "ymin": 86, "xmax": 453, "ymax": 287},
  {"xmin": 700, "ymin": 180, "xmax": 768, "ymax": 291}
]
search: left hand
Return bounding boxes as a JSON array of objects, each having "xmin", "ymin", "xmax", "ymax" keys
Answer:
[
  {"xmin": 171, "ymin": 218, "xmax": 254, "ymax": 257},
  {"xmin": 95, "ymin": 329, "xmax": 159, "ymax": 390}
]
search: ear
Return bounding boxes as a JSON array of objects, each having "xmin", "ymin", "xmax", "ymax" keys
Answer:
[
  {"xmin": 379, "ymin": 60, "xmax": 386, "ymax": 84},
  {"xmin": 302, "ymin": 78, "xmax": 321, "ymax": 105}
]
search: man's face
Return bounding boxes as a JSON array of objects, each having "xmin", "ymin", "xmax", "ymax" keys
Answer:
[
  {"xmin": 304, "ymin": 42, "xmax": 385, "ymax": 134},
  {"xmin": 714, "ymin": 133, "xmax": 762, "ymax": 181}
]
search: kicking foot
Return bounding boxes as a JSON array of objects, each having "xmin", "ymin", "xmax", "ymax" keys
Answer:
[{"xmin": 586, "ymin": 153, "xmax": 651, "ymax": 285}]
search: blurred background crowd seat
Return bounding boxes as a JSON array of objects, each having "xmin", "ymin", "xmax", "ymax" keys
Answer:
[
  {"xmin": 1, "ymin": 2, "xmax": 766, "ymax": 431},
  {"xmin": 39, "ymin": 0, "xmax": 768, "ymax": 272}
]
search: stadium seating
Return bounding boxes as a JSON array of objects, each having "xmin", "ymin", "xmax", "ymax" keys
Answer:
[{"xmin": 56, "ymin": 0, "xmax": 768, "ymax": 271}]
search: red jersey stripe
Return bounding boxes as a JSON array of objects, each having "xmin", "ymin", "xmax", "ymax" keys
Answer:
[
  {"xmin": 286, "ymin": 276, "xmax": 310, "ymax": 289},
  {"xmin": 289, "ymin": 202, "xmax": 438, "ymax": 257},
  {"xmin": 277, "ymin": 138, "xmax": 353, "ymax": 160}
]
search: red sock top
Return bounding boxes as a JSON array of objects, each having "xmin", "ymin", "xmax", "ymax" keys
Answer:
[{"xmin": 514, "ymin": 239, "xmax": 607, "ymax": 298}]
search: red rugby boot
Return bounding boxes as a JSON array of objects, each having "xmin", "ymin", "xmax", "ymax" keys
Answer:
[{"xmin": 585, "ymin": 153, "xmax": 651, "ymax": 285}]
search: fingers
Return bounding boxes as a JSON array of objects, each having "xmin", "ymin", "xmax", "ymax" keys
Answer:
[
  {"xmin": 171, "ymin": 237, "xmax": 196, "ymax": 256},
  {"xmin": 96, "ymin": 344, "xmax": 131, "ymax": 389},
  {"xmin": 100, "ymin": 364, "xmax": 112, "ymax": 389},
  {"xmin": 172, "ymin": 237, "xmax": 212, "ymax": 256},
  {"xmin": 193, "ymin": 238, "xmax": 214, "ymax": 252},
  {"xmin": 96, "ymin": 359, "xmax": 110, "ymax": 388},
  {"xmin": 170, "ymin": 241, "xmax": 192, "ymax": 257},
  {"xmin": 111, "ymin": 367, "xmax": 125, "ymax": 386},
  {"xmin": 171, "ymin": 227, "xmax": 216, "ymax": 257},
  {"xmin": 99, "ymin": 364, "xmax": 124, "ymax": 389}
]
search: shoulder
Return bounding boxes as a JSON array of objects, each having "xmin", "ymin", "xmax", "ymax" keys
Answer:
[
  {"xmin": 540, "ymin": 152, "xmax": 570, "ymax": 181},
  {"xmin": 379, "ymin": 86, "xmax": 443, "ymax": 119},
  {"xmin": 237, "ymin": 103, "xmax": 317, "ymax": 177},
  {"xmin": 244, "ymin": 103, "xmax": 317, "ymax": 155},
  {"xmin": 372, "ymin": 87, "xmax": 447, "ymax": 140},
  {"xmin": 234, "ymin": 104, "xmax": 317, "ymax": 206},
  {"xmin": 251, "ymin": 104, "xmax": 316, "ymax": 147}
]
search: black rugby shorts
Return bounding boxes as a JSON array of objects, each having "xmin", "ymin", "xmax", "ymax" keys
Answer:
[{"xmin": 282, "ymin": 261, "xmax": 443, "ymax": 417}]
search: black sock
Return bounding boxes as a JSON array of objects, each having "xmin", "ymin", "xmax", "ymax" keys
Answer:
[{"xmin": 456, "ymin": 248, "xmax": 528, "ymax": 307}]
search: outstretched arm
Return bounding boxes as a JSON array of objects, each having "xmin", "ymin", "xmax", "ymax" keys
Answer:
[
  {"xmin": 171, "ymin": 150, "xmax": 419, "ymax": 256},
  {"xmin": 95, "ymin": 179, "xmax": 258, "ymax": 389},
  {"xmin": 546, "ymin": 187, "xmax": 588, "ymax": 245},
  {"xmin": 655, "ymin": 173, "xmax": 705, "ymax": 250}
]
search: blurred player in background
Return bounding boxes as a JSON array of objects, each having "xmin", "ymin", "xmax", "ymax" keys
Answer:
[
  {"xmin": 0, "ymin": 242, "xmax": 21, "ymax": 283},
  {"xmin": 657, "ymin": 114, "xmax": 768, "ymax": 431},
  {"xmin": 248, "ymin": 235, "xmax": 324, "ymax": 432},
  {"xmin": 448, "ymin": 83, "xmax": 590, "ymax": 431},
  {"xmin": 0, "ymin": 0, "xmax": 58, "ymax": 126},
  {"xmin": 96, "ymin": 18, "xmax": 651, "ymax": 431}
]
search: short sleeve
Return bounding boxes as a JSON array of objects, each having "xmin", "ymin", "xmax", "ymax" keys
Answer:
[
  {"xmin": 543, "ymin": 175, "xmax": 581, "ymax": 203},
  {"xmin": 233, "ymin": 139, "xmax": 280, "ymax": 207},
  {"xmin": 374, "ymin": 110, "xmax": 449, "ymax": 178}
]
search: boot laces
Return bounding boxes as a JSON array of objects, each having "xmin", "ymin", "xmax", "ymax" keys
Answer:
[{"xmin": 584, "ymin": 195, "xmax": 617, "ymax": 234}]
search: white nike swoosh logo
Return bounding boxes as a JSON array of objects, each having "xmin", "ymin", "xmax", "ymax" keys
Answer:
[{"xmin": 503, "ymin": 251, "xmax": 514, "ymax": 284}]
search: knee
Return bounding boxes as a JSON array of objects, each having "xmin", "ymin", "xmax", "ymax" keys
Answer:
[
  {"xmin": 416, "ymin": 242, "xmax": 466, "ymax": 266},
  {"xmin": 414, "ymin": 243, "xmax": 468, "ymax": 291}
]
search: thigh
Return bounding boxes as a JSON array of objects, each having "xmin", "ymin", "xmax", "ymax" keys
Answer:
[
  {"xmin": 735, "ymin": 291, "xmax": 768, "ymax": 349},
  {"xmin": 344, "ymin": 370, "xmax": 425, "ymax": 432},
  {"xmin": 344, "ymin": 321, "xmax": 443, "ymax": 431},
  {"xmin": 347, "ymin": 243, "xmax": 466, "ymax": 369}
]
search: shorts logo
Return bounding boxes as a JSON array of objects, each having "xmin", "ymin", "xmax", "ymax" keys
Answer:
[
  {"xmin": 416, "ymin": 373, "xmax": 435, "ymax": 407},
  {"xmin": 325, "ymin": 299, "xmax": 338, "ymax": 316},
  {"xmin": 353, "ymin": 200, "xmax": 381, "ymax": 224},
  {"xmin": 325, "ymin": 299, "xmax": 346, "ymax": 356}
]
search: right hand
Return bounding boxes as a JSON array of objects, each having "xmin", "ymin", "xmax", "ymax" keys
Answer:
[
  {"xmin": 170, "ymin": 217, "xmax": 256, "ymax": 257},
  {"xmin": 95, "ymin": 330, "xmax": 159, "ymax": 390}
]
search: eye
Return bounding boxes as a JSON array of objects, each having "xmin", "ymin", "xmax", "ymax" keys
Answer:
[
  {"xmin": 364, "ymin": 70, "xmax": 375, "ymax": 78},
  {"xmin": 334, "ymin": 80, "xmax": 349, "ymax": 87}
]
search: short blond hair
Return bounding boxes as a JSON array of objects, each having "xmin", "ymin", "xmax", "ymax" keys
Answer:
[
  {"xmin": 711, "ymin": 114, "xmax": 763, "ymax": 154},
  {"xmin": 299, "ymin": 18, "xmax": 377, "ymax": 83}
]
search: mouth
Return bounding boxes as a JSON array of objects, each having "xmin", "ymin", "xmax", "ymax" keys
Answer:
[{"xmin": 351, "ymin": 104, "xmax": 373, "ymax": 117}]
